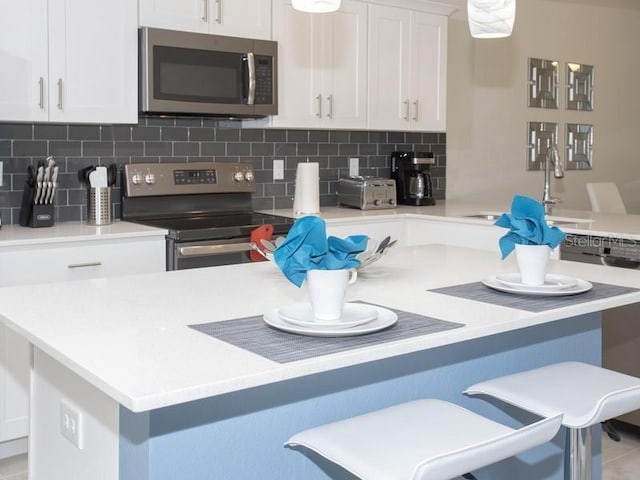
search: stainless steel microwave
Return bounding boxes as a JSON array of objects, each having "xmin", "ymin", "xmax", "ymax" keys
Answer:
[{"xmin": 139, "ymin": 27, "xmax": 278, "ymax": 118}]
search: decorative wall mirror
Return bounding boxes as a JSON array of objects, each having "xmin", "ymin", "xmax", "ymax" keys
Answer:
[
  {"xmin": 527, "ymin": 121, "xmax": 559, "ymax": 171},
  {"xmin": 528, "ymin": 58, "xmax": 559, "ymax": 109},
  {"xmin": 566, "ymin": 62, "xmax": 594, "ymax": 111},
  {"xmin": 566, "ymin": 123, "xmax": 593, "ymax": 170}
]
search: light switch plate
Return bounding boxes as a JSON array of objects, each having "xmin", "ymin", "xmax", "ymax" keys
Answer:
[{"xmin": 273, "ymin": 159, "xmax": 284, "ymax": 181}]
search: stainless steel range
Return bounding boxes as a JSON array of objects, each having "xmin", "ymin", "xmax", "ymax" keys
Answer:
[{"xmin": 121, "ymin": 162, "xmax": 293, "ymax": 270}]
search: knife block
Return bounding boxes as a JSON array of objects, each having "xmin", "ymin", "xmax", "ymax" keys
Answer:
[{"xmin": 18, "ymin": 182, "xmax": 54, "ymax": 228}]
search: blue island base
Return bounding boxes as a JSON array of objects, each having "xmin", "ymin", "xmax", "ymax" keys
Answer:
[{"xmin": 121, "ymin": 313, "xmax": 602, "ymax": 480}]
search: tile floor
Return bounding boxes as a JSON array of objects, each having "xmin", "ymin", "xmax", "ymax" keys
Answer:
[{"xmin": 0, "ymin": 428, "xmax": 639, "ymax": 479}]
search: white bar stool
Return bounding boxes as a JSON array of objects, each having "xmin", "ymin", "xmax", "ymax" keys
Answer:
[
  {"xmin": 285, "ymin": 399, "xmax": 562, "ymax": 480},
  {"xmin": 465, "ymin": 362, "xmax": 640, "ymax": 480}
]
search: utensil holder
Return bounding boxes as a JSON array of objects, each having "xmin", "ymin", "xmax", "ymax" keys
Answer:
[{"xmin": 88, "ymin": 187, "xmax": 112, "ymax": 225}]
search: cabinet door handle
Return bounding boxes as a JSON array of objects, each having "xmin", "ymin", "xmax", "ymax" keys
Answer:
[
  {"xmin": 215, "ymin": 0, "xmax": 222, "ymax": 23},
  {"xmin": 57, "ymin": 78, "xmax": 63, "ymax": 110},
  {"xmin": 412, "ymin": 100, "xmax": 419, "ymax": 121},
  {"xmin": 67, "ymin": 262, "xmax": 102, "ymax": 269},
  {"xmin": 202, "ymin": 0, "xmax": 208, "ymax": 21},
  {"xmin": 327, "ymin": 94, "xmax": 333, "ymax": 119},
  {"xmin": 38, "ymin": 77, "xmax": 44, "ymax": 109},
  {"xmin": 403, "ymin": 99, "xmax": 409, "ymax": 120},
  {"xmin": 316, "ymin": 94, "xmax": 322, "ymax": 118}
]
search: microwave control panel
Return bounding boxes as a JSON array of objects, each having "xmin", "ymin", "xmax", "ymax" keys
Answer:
[{"xmin": 255, "ymin": 55, "xmax": 274, "ymax": 105}]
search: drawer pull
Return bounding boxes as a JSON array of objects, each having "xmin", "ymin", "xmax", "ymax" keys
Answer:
[{"xmin": 67, "ymin": 262, "xmax": 102, "ymax": 269}]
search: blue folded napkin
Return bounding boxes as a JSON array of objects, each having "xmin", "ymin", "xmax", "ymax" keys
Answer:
[
  {"xmin": 273, "ymin": 216, "xmax": 368, "ymax": 287},
  {"xmin": 494, "ymin": 195, "xmax": 566, "ymax": 259}
]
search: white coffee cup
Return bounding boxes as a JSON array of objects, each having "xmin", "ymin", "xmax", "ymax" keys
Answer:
[{"xmin": 306, "ymin": 269, "xmax": 358, "ymax": 322}]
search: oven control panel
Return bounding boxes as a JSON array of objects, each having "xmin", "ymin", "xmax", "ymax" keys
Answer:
[
  {"xmin": 123, "ymin": 162, "xmax": 256, "ymax": 197},
  {"xmin": 174, "ymin": 169, "xmax": 217, "ymax": 185}
]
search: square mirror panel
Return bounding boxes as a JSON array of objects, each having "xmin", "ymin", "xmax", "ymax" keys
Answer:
[
  {"xmin": 566, "ymin": 62, "xmax": 594, "ymax": 111},
  {"xmin": 566, "ymin": 123, "xmax": 593, "ymax": 170},
  {"xmin": 527, "ymin": 121, "xmax": 559, "ymax": 171},
  {"xmin": 528, "ymin": 58, "xmax": 559, "ymax": 109}
]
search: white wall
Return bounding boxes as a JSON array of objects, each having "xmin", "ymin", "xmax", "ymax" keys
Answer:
[{"xmin": 446, "ymin": 0, "xmax": 640, "ymax": 213}]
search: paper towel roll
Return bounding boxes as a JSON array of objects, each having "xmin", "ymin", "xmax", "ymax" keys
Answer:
[{"xmin": 293, "ymin": 162, "xmax": 320, "ymax": 216}]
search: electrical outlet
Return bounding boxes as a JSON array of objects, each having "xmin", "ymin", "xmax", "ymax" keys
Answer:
[
  {"xmin": 349, "ymin": 158, "xmax": 359, "ymax": 177},
  {"xmin": 60, "ymin": 401, "xmax": 83, "ymax": 449},
  {"xmin": 273, "ymin": 159, "xmax": 284, "ymax": 181},
  {"xmin": 0, "ymin": 161, "xmax": 3, "ymax": 187}
]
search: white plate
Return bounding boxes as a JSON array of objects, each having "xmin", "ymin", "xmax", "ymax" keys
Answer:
[
  {"xmin": 495, "ymin": 273, "xmax": 578, "ymax": 291},
  {"xmin": 482, "ymin": 276, "xmax": 593, "ymax": 296},
  {"xmin": 264, "ymin": 305, "xmax": 398, "ymax": 337},
  {"xmin": 279, "ymin": 302, "xmax": 378, "ymax": 329}
]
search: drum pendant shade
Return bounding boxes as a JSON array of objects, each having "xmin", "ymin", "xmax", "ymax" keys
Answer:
[{"xmin": 468, "ymin": 0, "xmax": 516, "ymax": 38}]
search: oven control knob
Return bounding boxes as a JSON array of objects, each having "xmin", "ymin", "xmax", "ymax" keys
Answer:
[
  {"xmin": 131, "ymin": 173, "xmax": 143, "ymax": 185},
  {"xmin": 233, "ymin": 171, "xmax": 245, "ymax": 182},
  {"xmin": 244, "ymin": 170, "xmax": 254, "ymax": 182},
  {"xmin": 144, "ymin": 173, "xmax": 156, "ymax": 185}
]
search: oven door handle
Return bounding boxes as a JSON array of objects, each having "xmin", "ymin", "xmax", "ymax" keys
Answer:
[{"xmin": 178, "ymin": 243, "xmax": 254, "ymax": 257}]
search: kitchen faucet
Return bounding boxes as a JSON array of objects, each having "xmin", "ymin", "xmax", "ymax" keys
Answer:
[{"xmin": 542, "ymin": 145, "xmax": 564, "ymax": 214}]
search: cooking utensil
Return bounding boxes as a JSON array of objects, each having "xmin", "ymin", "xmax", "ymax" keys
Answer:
[
  {"xmin": 78, "ymin": 166, "xmax": 95, "ymax": 187},
  {"xmin": 375, "ymin": 236, "xmax": 391, "ymax": 254},
  {"xmin": 260, "ymin": 239, "xmax": 277, "ymax": 252},
  {"xmin": 107, "ymin": 164, "xmax": 117, "ymax": 187},
  {"xmin": 249, "ymin": 224, "xmax": 274, "ymax": 262}
]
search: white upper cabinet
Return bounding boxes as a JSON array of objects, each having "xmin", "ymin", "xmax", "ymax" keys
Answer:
[
  {"xmin": 0, "ymin": 0, "xmax": 49, "ymax": 123},
  {"xmin": 48, "ymin": 0, "xmax": 137, "ymax": 124},
  {"xmin": 0, "ymin": 0, "xmax": 137, "ymax": 124},
  {"xmin": 139, "ymin": 0, "xmax": 272, "ymax": 40},
  {"xmin": 271, "ymin": 0, "xmax": 367, "ymax": 129},
  {"xmin": 368, "ymin": 4, "xmax": 447, "ymax": 132}
]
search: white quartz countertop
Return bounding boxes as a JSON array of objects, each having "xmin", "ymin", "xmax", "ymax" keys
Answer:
[
  {"xmin": 262, "ymin": 202, "xmax": 640, "ymax": 240},
  {"xmin": 1, "ymin": 244, "xmax": 639, "ymax": 413},
  {"xmin": 0, "ymin": 220, "xmax": 167, "ymax": 247}
]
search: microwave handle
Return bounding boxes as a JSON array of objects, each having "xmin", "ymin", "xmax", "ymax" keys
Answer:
[{"xmin": 246, "ymin": 52, "xmax": 256, "ymax": 105}]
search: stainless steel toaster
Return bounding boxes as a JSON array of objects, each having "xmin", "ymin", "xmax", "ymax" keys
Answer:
[{"xmin": 338, "ymin": 177, "xmax": 397, "ymax": 210}]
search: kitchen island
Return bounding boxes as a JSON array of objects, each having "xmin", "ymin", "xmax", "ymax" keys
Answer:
[{"xmin": 1, "ymin": 243, "xmax": 640, "ymax": 479}]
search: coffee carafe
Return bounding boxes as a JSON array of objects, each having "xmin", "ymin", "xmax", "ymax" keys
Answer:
[{"xmin": 390, "ymin": 151, "xmax": 436, "ymax": 206}]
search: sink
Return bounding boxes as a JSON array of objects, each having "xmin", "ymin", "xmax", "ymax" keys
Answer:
[
  {"xmin": 462, "ymin": 213, "xmax": 592, "ymax": 226},
  {"xmin": 463, "ymin": 213, "xmax": 502, "ymax": 221}
]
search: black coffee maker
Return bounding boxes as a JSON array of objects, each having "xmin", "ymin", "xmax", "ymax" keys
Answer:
[{"xmin": 390, "ymin": 151, "xmax": 436, "ymax": 206}]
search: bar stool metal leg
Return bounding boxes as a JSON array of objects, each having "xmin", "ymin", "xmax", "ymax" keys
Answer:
[{"xmin": 566, "ymin": 427, "xmax": 592, "ymax": 480}]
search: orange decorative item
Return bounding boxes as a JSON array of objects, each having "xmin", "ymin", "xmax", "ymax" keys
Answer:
[{"xmin": 250, "ymin": 224, "xmax": 274, "ymax": 261}]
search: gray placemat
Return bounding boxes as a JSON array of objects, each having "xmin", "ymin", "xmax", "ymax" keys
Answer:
[
  {"xmin": 189, "ymin": 304, "xmax": 463, "ymax": 364},
  {"xmin": 430, "ymin": 281, "xmax": 639, "ymax": 312}
]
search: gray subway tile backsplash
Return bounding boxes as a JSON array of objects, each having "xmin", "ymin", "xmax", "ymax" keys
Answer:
[{"xmin": 0, "ymin": 116, "xmax": 446, "ymax": 225}]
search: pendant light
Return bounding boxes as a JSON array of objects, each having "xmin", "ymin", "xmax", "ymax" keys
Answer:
[
  {"xmin": 292, "ymin": 0, "xmax": 341, "ymax": 13},
  {"xmin": 467, "ymin": 0, "xmax": 516, "ymax": 38}
]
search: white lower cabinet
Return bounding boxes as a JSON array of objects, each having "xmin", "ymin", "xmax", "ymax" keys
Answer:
[
  {"xmin": 405, "ymin": 219, "xmax": 502, "ymax": 251},
  {"xmin": 0, "ymin": 235, "xmax": 165, "ymax": 451},
  {"xmin": 326, "ymin": 218, "xmax": 406, "ymax": 247}
]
